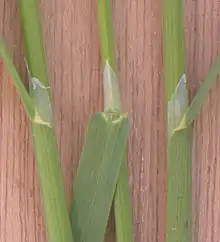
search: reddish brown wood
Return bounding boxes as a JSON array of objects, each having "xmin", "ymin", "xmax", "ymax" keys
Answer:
[{"xmin": 0, "ymin": 0, "xmax": 219, "ymax": 241}]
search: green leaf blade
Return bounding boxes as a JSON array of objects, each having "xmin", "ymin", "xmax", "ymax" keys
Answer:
[
  {"xmin": 163, "ymin": 0, "xmax": 192, "ymax": 241},
  {"xmin": 97, "ymin": 0, "xmax": 117, "ymax": 73},
  {"xmin": 163, "ymin": 0, "xmax": 185, "ymax": 102},
  {"xmin": 97, "ymin": 1, "xmax": 134, "ymax": 241},
  {"xmin": 0, "ymin": 39, "xmax": 35, "ymax": 119},
  {"xmin": 70, "ymin": 112, "xmax": 129, "ymax": 242},
  {"xmin": 177, "ymin": 56, "xmax": 220, "ymax": 131},
  {"xmin": 0, "ymin": 39, "xmax": 52, "ymax": 126},
  {"xmin": 18, "ymin": 0, "xmax": 75, "ymax": 241},
  {"xmin": 114, "ymin": 156, "xmax": 133, "ymax": 242}
]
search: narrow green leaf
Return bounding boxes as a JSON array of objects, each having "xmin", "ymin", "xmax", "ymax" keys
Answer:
[
  {"xmin": 18, "ymin": 0, "xmax": 74, "ymax": 241},
  {"xmin": 163, "ymin": 0, "xmax": 185, "ymax": 103},
  {"xmin": 70, "ymin": 112, "xmax": 129, "ymax": 242},
  {"xmin": 97, "ymin": 1, "xmax": 134, "ymax": 241},
  {"xmin": 166, "ymin": 55, "xmax": 220, "ymax": 241},
  {"xmin": 97, "ymin": 0, "xmax": 117, "ymax": 72},
  {"xmin": 163, "ymin": 0, "xmax": 192, "ymax": 242},
  {"xmin": 0, "ymin": 39, "xmax": 51, "ymax": 126},
  {"xmin": 177, "ymin": 56, "xmax": 220, "ymax": 131},
  {"xmin": 114, "ymin": 155, "xmax": 134, "ymax": 242}
]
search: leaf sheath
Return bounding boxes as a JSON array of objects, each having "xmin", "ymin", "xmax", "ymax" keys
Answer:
[
  {"xmin": 18, "ymin": 0, "xmax": 74, "ymax": 241},
  {"xmin": 163, "ymin": 0, "xmax": 192, "ymax": 242},
  {"xmin": 97, "ymin": 1, "xmax": 134, "ymax": 242}
]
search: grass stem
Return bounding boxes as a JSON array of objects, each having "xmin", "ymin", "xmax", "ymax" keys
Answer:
[
  {"xmin": 18, "ymin": 1, "xmax": 74, "ymax": 241},
  {"xmin": 98, "ymin": 1, "xmax": 133, "ymax": 242}
]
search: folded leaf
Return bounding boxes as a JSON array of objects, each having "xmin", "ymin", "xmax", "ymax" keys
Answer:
[
  {"xmin": 177, "ymin": 56, "xmax": 220, "ymax": 131},
  {"xmin": 97, "ymin": 1, "xmax": 134, "ymax": 241},
  {"xmin": 0, "ymin": 39, "xmax": 51, "ymax": 126},
  {"xmin": 166, "ymin": 56, "xmax": 220, "ymax": 242},
  {"xmin": 70, "ymin": 112, "xmax": 129, "ymax": 242}
]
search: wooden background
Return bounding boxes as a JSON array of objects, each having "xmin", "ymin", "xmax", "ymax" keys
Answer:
[{"xmin": 0, "ymin": 0, "xmax": 219, "ymax": 241}]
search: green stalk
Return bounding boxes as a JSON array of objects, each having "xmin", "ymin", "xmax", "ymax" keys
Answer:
[
  {"xmin": 163, "ymin": 1, "xmax": 185, "ymax": 103},
  {"xmin": 97, "ymin": 1, "xmax": 133, "ymax": 242},
  {"xmin": 18, "ymin": 1, "xmax": 74, "ymax": 242},
  {"xmin": 163, "ymin": 1, "xmax": 192, "ymax": 241},
  {"xmin": 163, "ymin": 1, "xmax": 220, "ymax": 241},
  {"xmin": 69, "ymin": 2, "xmax": 133, "ymax": 241}
]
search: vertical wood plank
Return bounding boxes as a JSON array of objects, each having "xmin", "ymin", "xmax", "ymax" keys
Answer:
[
  {"xmin": 0, "ymin": 0, "xmax": 219, "ymax": 241},
  {"xmin": 185, "ymin": 1, "xmax": 220, "ymax": 242}
]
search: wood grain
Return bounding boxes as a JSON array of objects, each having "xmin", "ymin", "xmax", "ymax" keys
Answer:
[
  {"xmin": 185, "ymin": 1, "xmax": 220, "ymax": 242},
  {"xmin": 0, "ymin": 0, "xmax": 219, "ymax": 242}
]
